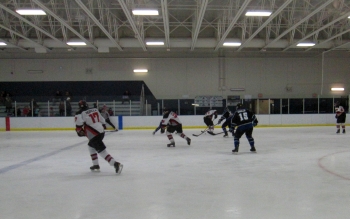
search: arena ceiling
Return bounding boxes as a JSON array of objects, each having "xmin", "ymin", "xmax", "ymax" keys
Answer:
[{"xmin": 1, "ymin": 0, "xmax": 350, "ymax": 58}]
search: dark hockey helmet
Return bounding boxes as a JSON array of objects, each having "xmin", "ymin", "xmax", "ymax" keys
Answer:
[
  {"xmin": 236, "ymin": 103, "xmax": 243, "ymax": 110},
  {"xmin": 78, "ymin": 100, "xmax": 88, "ymax": 110},
  {"xmin": 162, "ymin": 107, "xmax": 169, "ymax": 114}
]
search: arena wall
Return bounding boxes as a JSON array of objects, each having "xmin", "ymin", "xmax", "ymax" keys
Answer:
[{"xmin": 0, "ymin": 56, "xmax": 348, "ymax": 99}]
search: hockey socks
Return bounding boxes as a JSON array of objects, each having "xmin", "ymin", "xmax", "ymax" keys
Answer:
[
  {"xmin": 88, "ymin": 147, "xmax": 99, "ymax": 166},
  {"xmin": 99, "ymin": 149, "xmax": 116, "ymax": 166}
]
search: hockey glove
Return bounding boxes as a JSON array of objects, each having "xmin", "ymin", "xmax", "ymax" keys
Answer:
[
  {"xmin": 160, "ymin": 128, "xmax": 165, "ymax": 134},
  {"xmin": 103, "ymin": 124, "xmax": 107, "ymax": 129},
  {"xmin": 77, "ymin": 130, "xmax": 85, "ymax": 137},
  {"xmin": 217, "ymin": 119, "xmax": 222, "ymax": 125}
]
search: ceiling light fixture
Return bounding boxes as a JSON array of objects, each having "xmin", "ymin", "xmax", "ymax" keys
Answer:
[
  {"xmin": 0, "ymin": 42, "xmax": 7, "ymax": 46},
  {"xmin": 133, "ymin": 69, "xmax": 148, "ymax": 73},
  {"xmin": 245, "ymin": 11, "xmax": 272, "ymax": 16},
  {"xmin": 223, "ymin": 42, "xmax": 241, "ymax": 47},
  {"xmin": 331, "ymin": 87, "xmax": 344, "ymax": 91},
  {"xmin": 132, "ymin": 9, "xmax": 159, "ymax": 16},
  {"xmin": 66, "ymin": 42, "xmax": 87, "ymax": 46},
  {"xmin": 16, "ymin": 9, "xmax": 46, "ymax": 15},
  {"xmin": 297, "ymin": 42, "xmax": 315, "ymax": 47},
  {"xmin": 146, "ymin": 42, "xmax": 164, "ymax": 46},
  {"xmin": 230, "ymin": 88, "xmax": 245, "ymax": 91}
]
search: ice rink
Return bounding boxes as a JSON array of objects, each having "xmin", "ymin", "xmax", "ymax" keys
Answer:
[{"xmin": 1, "ymin": 126, "xmax": 350, "ymax": 219}]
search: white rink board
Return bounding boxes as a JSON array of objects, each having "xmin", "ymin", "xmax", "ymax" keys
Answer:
[{"xmin": 0, "ymin": 114, "xmax": 345, "ymax": 131}]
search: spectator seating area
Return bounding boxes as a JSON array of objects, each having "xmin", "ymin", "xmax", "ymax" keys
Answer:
[{"xmin": 0, "ymin": 100, "xmax": 141, "ymax": 117}]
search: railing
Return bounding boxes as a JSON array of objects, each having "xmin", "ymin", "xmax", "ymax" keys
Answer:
[
  {"xmin": 0, "ymin": 98, "xmax": 142, "ymax": 117},
  {"xmin": 0, "ymin": 95, "xmax": 348, "ymax": 117}
]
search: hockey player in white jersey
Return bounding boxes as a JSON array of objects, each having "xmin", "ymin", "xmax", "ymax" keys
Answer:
[
  {"xmin": 203, "ymin": 109, "xmax": 218, "ymax": 134},
  {"xmin": 334, "ymin": 101, "xmax": 346, "ymax": 134},
  {"xmin": 160, "ymin": 108, "xmax": 191, "ymax": 147},
  {"xmin": 75, "ymin": 100, "xmax": 123, "ymax": 174},
  {"xmin": 99, "ymin": 105, "xmax": 118, "ymax": 131}
]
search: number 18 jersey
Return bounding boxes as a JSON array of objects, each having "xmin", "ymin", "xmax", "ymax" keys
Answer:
[{"xmin": 231, "ymin": 108, "xmax": 256, "ymax": 127}]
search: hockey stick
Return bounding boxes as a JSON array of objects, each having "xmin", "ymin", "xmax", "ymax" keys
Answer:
[
  {"xmin": 192, "ymin": 127, "xmax": 209, "ymax": 137},
  {"xmin": 192, "ymin": 122, "xmax": 220, "ymax": 137},
  {"xmin": 105, "ymin": 130, "xmax": 118, "ymax": 132},
  {"xmin": 207, "ymin": 131, "xmax": 225, "ymax": 136}
]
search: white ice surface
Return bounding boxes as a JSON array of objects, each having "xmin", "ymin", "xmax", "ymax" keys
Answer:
[{"xmin": 0, "ymin": 127, "xmax": 349, "ymax": 219}]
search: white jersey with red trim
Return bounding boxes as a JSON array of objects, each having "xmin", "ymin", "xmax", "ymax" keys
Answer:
[
  {"xmin": 75, "ymin": 108, "xmax": 106, "ymax": 140},
  {"xmin": 204, "ymin": 110, "xmax": 217, "ymax": 119},
  {"xmin": 336, "ymin": 105, "xmax": 345, "ymax": 116},
  {"xmin": 100, "ymin": 110, "xmax": 110, "ymax": 120},
  {"xmin": 161, "ymin": 111, "xmax": 182, "ymax": 127}
]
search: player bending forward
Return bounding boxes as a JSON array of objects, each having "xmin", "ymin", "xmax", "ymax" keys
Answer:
[
  {"xmin": 230, "ymin": 103, "xmax": 258, "ymax": 154},
  {"xmin": 75, "ymin": 100, "xmax": 123, "ymax": 174},
  {"xmin": 161, "ymin": 108, "xmax": 191, "ymax": 147},
  {"xmin": 203, "ymin": 109, "xmax": 218, "ymax": 134},
  {"xmin": 217, "ymin": 107, "xmax": 234, "ymax": 137}
]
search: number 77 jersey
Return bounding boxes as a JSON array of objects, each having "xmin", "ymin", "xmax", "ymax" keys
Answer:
[{"xmin": 75, "ymin": 108, "xmax": 106, "ymax": 139}]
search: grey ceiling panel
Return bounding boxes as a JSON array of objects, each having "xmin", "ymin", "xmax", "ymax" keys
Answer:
[{"xmin": 0, "ymin": 0, "xmax": 349, "ymax": 57}]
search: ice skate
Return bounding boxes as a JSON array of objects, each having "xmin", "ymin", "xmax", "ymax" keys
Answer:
[
  {"xmin": 250, "ymin": 147, "xmax": 256, "ymax": 152},
  {"xmin": 187, "ymin": 138, "xmax": 191, "ymax": 145},
  {"xmin": 167, "ymin": 142, "xmax": 175, "ymax": 147},
  {"xmin": 232, "ymin": 148, "xmax": 238, "ymax": 154},
  {"xmin": 90, "ymin": 165, "xmax": 100, "ymax": 172},
  {"xmin": 336, "ymin": 129, "xmax": 340, "ymax": 134},
  {"xmin": 223, "ymin": 133, "xmax": 228, "ymax": 137},
  {"xmin": 343, "ymin": 129, "xmax": 346, "ymax": 134},
  {"xmin": 114, "ymin": 162, "xmax": 123, "ymax": 174}
]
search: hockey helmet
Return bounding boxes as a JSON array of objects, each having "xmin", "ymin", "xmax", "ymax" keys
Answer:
[
  {"xmin": 78, "ymin": 100, "xmax": 88, "ymax": 110},
  {"xmin": 162, "ymin": 107, "xmax": 169, "ymax": 114},
  {"xmin": 236, "ymin": 103, "xmax": 243, "ymax": 110}
]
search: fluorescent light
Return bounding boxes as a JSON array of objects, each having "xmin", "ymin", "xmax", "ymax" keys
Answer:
[
  {"xmin": 146, "ymin": 42, "xmax": 164, "ymax": 46},
  {"xmin": 297, "ymin": 42, "xmax": 315, "ymax": 47},
  {"xmin": 245, "ymin": 11, "xmax": 272, "ymax": 16},
  {"xmin": 133, "ymin": 69, "xmax": 148, "ymax": 73},
  {"xmin": 132, "ymin": 9, "xmax": 159, "ymax": 16},
  {"xmin": 331, "ymin": 88, "xmax": 344, "ymax": 91},
  {"xmin": 223, "ymin": 42, "xmax": 241, "ymax": 47},
  {"xmin": 0, "ymin": 42, "xmax": 7, "ymax": 46},
  {"xmin": 66, "ymin": 42, "xmax": 87, "ymax": 46},
  {"xmin": 192, "ymin": 104, "xmax": 199, "ymax": 106},
  {"xmin": 230, "ymin": 88, "xmax": 245, "ymax": 91},
  {"xmin": 16, "ymin": 9, "xmax": 46, "ymax": 15}
]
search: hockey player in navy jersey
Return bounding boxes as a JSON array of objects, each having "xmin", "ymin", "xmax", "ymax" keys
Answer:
[
  {"xmin": 203, "ymin": 109, "xmax": 218, "ymax": 134},
  {"xmin": 160, "ymin": 108, "xmax": 191, "ymax": 147},
  {"xmin": 217, "ymin": 107, "xmax": 234, "ymax": 137},
  {"xmin": 230, "ymin": 103, "xmax": 258, "ymax": 154},
  {"xmin": 75, "ymin": 100, "xmax": 123, "ymax": 174}
]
